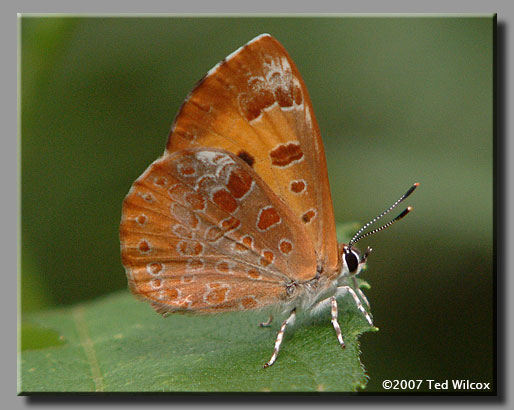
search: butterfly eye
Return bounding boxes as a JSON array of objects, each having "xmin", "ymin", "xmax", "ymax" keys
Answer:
[{"xmin": 344, "ymin": 249, "xmax": 360, "ymax": 274}]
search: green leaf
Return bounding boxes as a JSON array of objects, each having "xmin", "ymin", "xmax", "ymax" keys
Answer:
[
  {"xmin": 20, "ymin": 288, "xmax": 374, "ymax": 392},
  {"xmin": 20, "ymin": 323, "xmax": 66, "ymax": 351}
]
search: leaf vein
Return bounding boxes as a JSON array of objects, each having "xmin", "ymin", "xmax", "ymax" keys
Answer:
[{"xmin": 72, "ymin": 305, "xmax": 105, "ymax": 392}]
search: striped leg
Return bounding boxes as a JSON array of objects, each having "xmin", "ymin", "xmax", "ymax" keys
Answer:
[
  {"xmin": 338, "ymin": 286, "xmax": 374, "ymax": 326},
  {"xmin": 352, "ymin": 276, "xmax": 370, "ymax": 308},
  {"xmin": 330, "ymin": 296, "xmax": 346, "ymax": 349},
  {"xmin": 259, "ymin": 315, "xmax": 273, "ymax": 327},
  {"xmin": 263, "ymin": 308, "xmax": 296, "ymax": 368}
]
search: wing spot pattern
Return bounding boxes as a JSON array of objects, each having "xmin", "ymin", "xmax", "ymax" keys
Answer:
[
  {"xmin": 186, "ymin": 259, "xmax": 204, "ymax": 271},
  {"xmin": 290, "ymin": 179, "xmax": 306, "ymax": 194},
  {"xmin": 247, "ymin": 268, "xmax": 261, "ymax": 280},
  {"xmin": 260, "ymin": 250, "xmax": 275, "ymax": 267},
  {"xmin": 257, "ymin": 206, "xmax": 281, "ymax": 231},
  {"xmin": 171, "ymin": 202, "xmax": 199, "ymax": 229},
  {"xmin": 176, "ymin": 240, "xmax": 203, "ymax": 256},
  {"xmin": 135, "ymin": 214, "xmax": 148, "ymax": 226},
  {"xmin": 153, "ymin": 176, "xmax": 168, "ymax": 188},
  {"xmin": 215, "ymin": 260, "xmax": 232, "ymax": 274},
  {"xmin": 212, "ymin": 188, "xmax": 238, "ymax": 213},
  {"xmin": 226, "ymin": 168, "xmax": 254, "ymax": 199},
  {"xmin": 279, "ymin": 239, "xmax": 293, "ymax": 255},
  {"xmin": 242, "ymin": 235, "xmax": 254, "ymax": 249},
  {"xmin": 220, "ymin": 216, "xmax": 241, "ymax": 232},
  {"xmin": 238, "ymin": 77, "xmax": 275, "ymax": 122},
  {"xmin": 269, "ymin": 142, "xmax": 304, "ymax": 167},
  {"xmin": 150, "ymin": 278, "xmax": 162, "ymax": 289},
  {"xmin": 241, "ymin": 295, "xmax": 258, "ymax": 309},
  {"xmin": 139, "ymin": 192, "xmax": 155, "ymax": 203},
  {"xmin": 205, "ymin": 226, "xmax": 224, "ymax": 242},
  {"xmin": 172, "ymin": 224, "xmax": 193, "ymax": 239},
  {"xmin": 185, "ymin": 192, "xmax": 206, "ymax": 211},
  {"xmin": 233, "ymin": 241, "xmax": 248, "ymax": 253},
  {"xmin": 302, "ymin": 209, "xmax": 317, "ymax": 224},
  {"xmin": 147, "ymin": 262, "xmax": 163, "ymax": 276},
  {"xmin": 167, "ymin": 288, "xmax": 180, "ymax": 300},
  {"xmin": 138, "ymin": 239, "xmax": 152, "ymax": 254},
  {"xmin": 204, "ymin": 284, "xmax": 230, "ymax": 304},
  {"xmin": 237, "ymin": 150, "xmax": 255, "ymax": 167},
  {"xmin": 181, "ymin": 274, "xmax": 195, "ymax": 283}
]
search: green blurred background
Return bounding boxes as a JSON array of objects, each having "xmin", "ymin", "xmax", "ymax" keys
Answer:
[{"xmin": 20, "ymin": 16, "xmax": 494, "ymax": 391}]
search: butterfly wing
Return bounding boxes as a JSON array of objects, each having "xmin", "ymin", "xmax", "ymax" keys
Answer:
[
  {"xmin": 120, "ymin": 149, "xmax": 317, "ymax": 314},
  {"xmin": 166, "ymin": 34, "xmax": 339, "ymax": 275}
]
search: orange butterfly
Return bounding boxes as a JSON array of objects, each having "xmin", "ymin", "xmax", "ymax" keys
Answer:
[{"xmin": 120, "ymin": 34, "xmax": 417, "ymax": 367}]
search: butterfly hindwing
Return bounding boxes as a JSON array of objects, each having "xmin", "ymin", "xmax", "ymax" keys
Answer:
[{"xmin": 120, "ymin": 148, "xmax": 317, "ymax": 313}]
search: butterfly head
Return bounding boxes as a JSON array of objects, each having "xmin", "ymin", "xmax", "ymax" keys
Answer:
[
  {"xmin": 340, "ymin": 244, "xmax": 371, "ymax": 277},
  {"xmin": 338, "ymin": 182, "xmax": 419, "ymax": 278}
]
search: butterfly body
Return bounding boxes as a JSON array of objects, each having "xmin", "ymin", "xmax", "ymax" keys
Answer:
[{"xmin": 120, "ymin": 34, "xmax": 414, "ymax": 367}]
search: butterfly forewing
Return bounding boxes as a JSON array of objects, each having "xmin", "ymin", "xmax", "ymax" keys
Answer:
[
  {"xmin": 166, "ymin": 34, "xmax": 339, "ymax": 274},
  {"xmin": 120, "ymin": 148, "xmax": 317, "ymax": 314}
]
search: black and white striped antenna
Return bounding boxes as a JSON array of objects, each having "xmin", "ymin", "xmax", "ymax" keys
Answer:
[{"xmin": 348, "ymin": 182, "xmax": 419, "ymax": 247}]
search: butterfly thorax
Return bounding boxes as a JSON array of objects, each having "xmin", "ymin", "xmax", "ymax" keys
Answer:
[{"xmin": 283, "ymin": 277, "xmax": 331, "ymax": 312}]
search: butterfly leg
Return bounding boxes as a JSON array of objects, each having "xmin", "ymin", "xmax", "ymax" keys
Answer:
[
  {"xmin": 263, "ymin": 308, "xmax": 296, "ymax": 368},
  {"xmin": 259, "ymin": 315, "xmax": 274, "ymax": 327},
  {"xmin": 351, "ymin": 276, "xmax": 370, "ymax": 308},
  {"xmin": 330, "ymin": 296, "xmax": 346, "ymax": 349},
  {"xmin": 338, "ymin": 286, "xmax": 374, "ymax": 327}
]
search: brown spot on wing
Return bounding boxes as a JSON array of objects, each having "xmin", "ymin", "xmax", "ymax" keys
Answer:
[
  {"xmin": 185, "ymin": 192, "xmax": 205, "ymax": 210},
  {"xmin": 242, "ymin": 235, "xmax": 253, "ymax": 248},
  {"xmin": 216, "ymin": 261, "xmax": 230, "ymax": 273},
  {"xmin": 153, "ymin": 176, "xmax": 168, "ymax": 187},
  {"xmin": 220, "ymin": 216, "xmax": 240, "ymax": 231},
  {"xmin": 187, "ymin": 259, "xmax": 204, "ymax": 271},
  {"xmin": 238, "ymin": 86, "xmax": 275, "ymax": 122},
  {"xmin": 212, "ymin": 189, "xmax": 238, "ymax": 213},
  {"xmin": 262, "ymin": 251, "xmax": 274, "ymax": 265},
  {"xmin": 177, "ymin": 240, "xmax": 203, "ymax": 256},
  {"xmin": 226, "ymin": 168, "xmax": 253, "ymax": 199},
  {"xmin": 269, "ymin": 142, "xmax": 303, "ymax": 167},
  {"xmin": 167, "ymin": 289, "xmax": 179, "ymax": 300},
  {"xmin": 206, "ymin": 287, "xmax": 228, "ymax": 304},
  {"xmin": 241, "ymin": 296, "xmax": 258, "ymax": 309},
  {"xmin": 205, "ymin": 226, "xmax": 223, "ymax": 242},
  {"xmin": 237, "ymin": 150, "xmax": 255, "ymax": 167},
  {"xmin": 270, "ymin": 72, "xmax": 293, "ymax": 108},
  {"xmin": 181, "ymin": 166, "xmax": 195, "ymax": 175},
  {"xmin": 279, "ymin": 239, "xmax": 293, "ymax": 254},
  {"xmin": 234, "ymin": 242, "xmax": 247, "ymax": 252},
  {"xmin": 148, "ymin": 262, "xmax": 163, "ymax": 275},
  {"xmin": 290, "ymin": 180, "xmax": 306, "ymax": 193},
  {"xmin": 135, "ymin": 214, "xmax": 147, "ymax": 225},
  {"xmin": 302, "ymin": 209, "xmax": 316, "ymax": 223},
  {"xmin": 257, "ymin": 206, "xmax": 281, "ymax": 231},
  {"xmin": 138, "ymin": 240, "xmax": 151, "ymax": 253},
  {"xmin": 173, "ymin": 224, "xmax": 193, "ymax": 239}
]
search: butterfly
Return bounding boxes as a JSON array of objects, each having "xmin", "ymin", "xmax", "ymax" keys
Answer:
[{"xmin": 119, "ymin": 33, "xmax": 418, "ymax": 368}]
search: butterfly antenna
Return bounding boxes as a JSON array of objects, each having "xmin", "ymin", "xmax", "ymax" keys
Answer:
[
  {"xmin": 350, "ymin": 207, "xmax": 413, "ymax": 245},
  {"xmin": 348, "ymin": 183, "xmax": 419, "ymax": 247}
]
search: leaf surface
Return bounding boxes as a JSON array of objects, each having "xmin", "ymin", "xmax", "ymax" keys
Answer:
[{"xmin": 20, "ymin": 223, "xmax": 374, "ymax": 392}]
